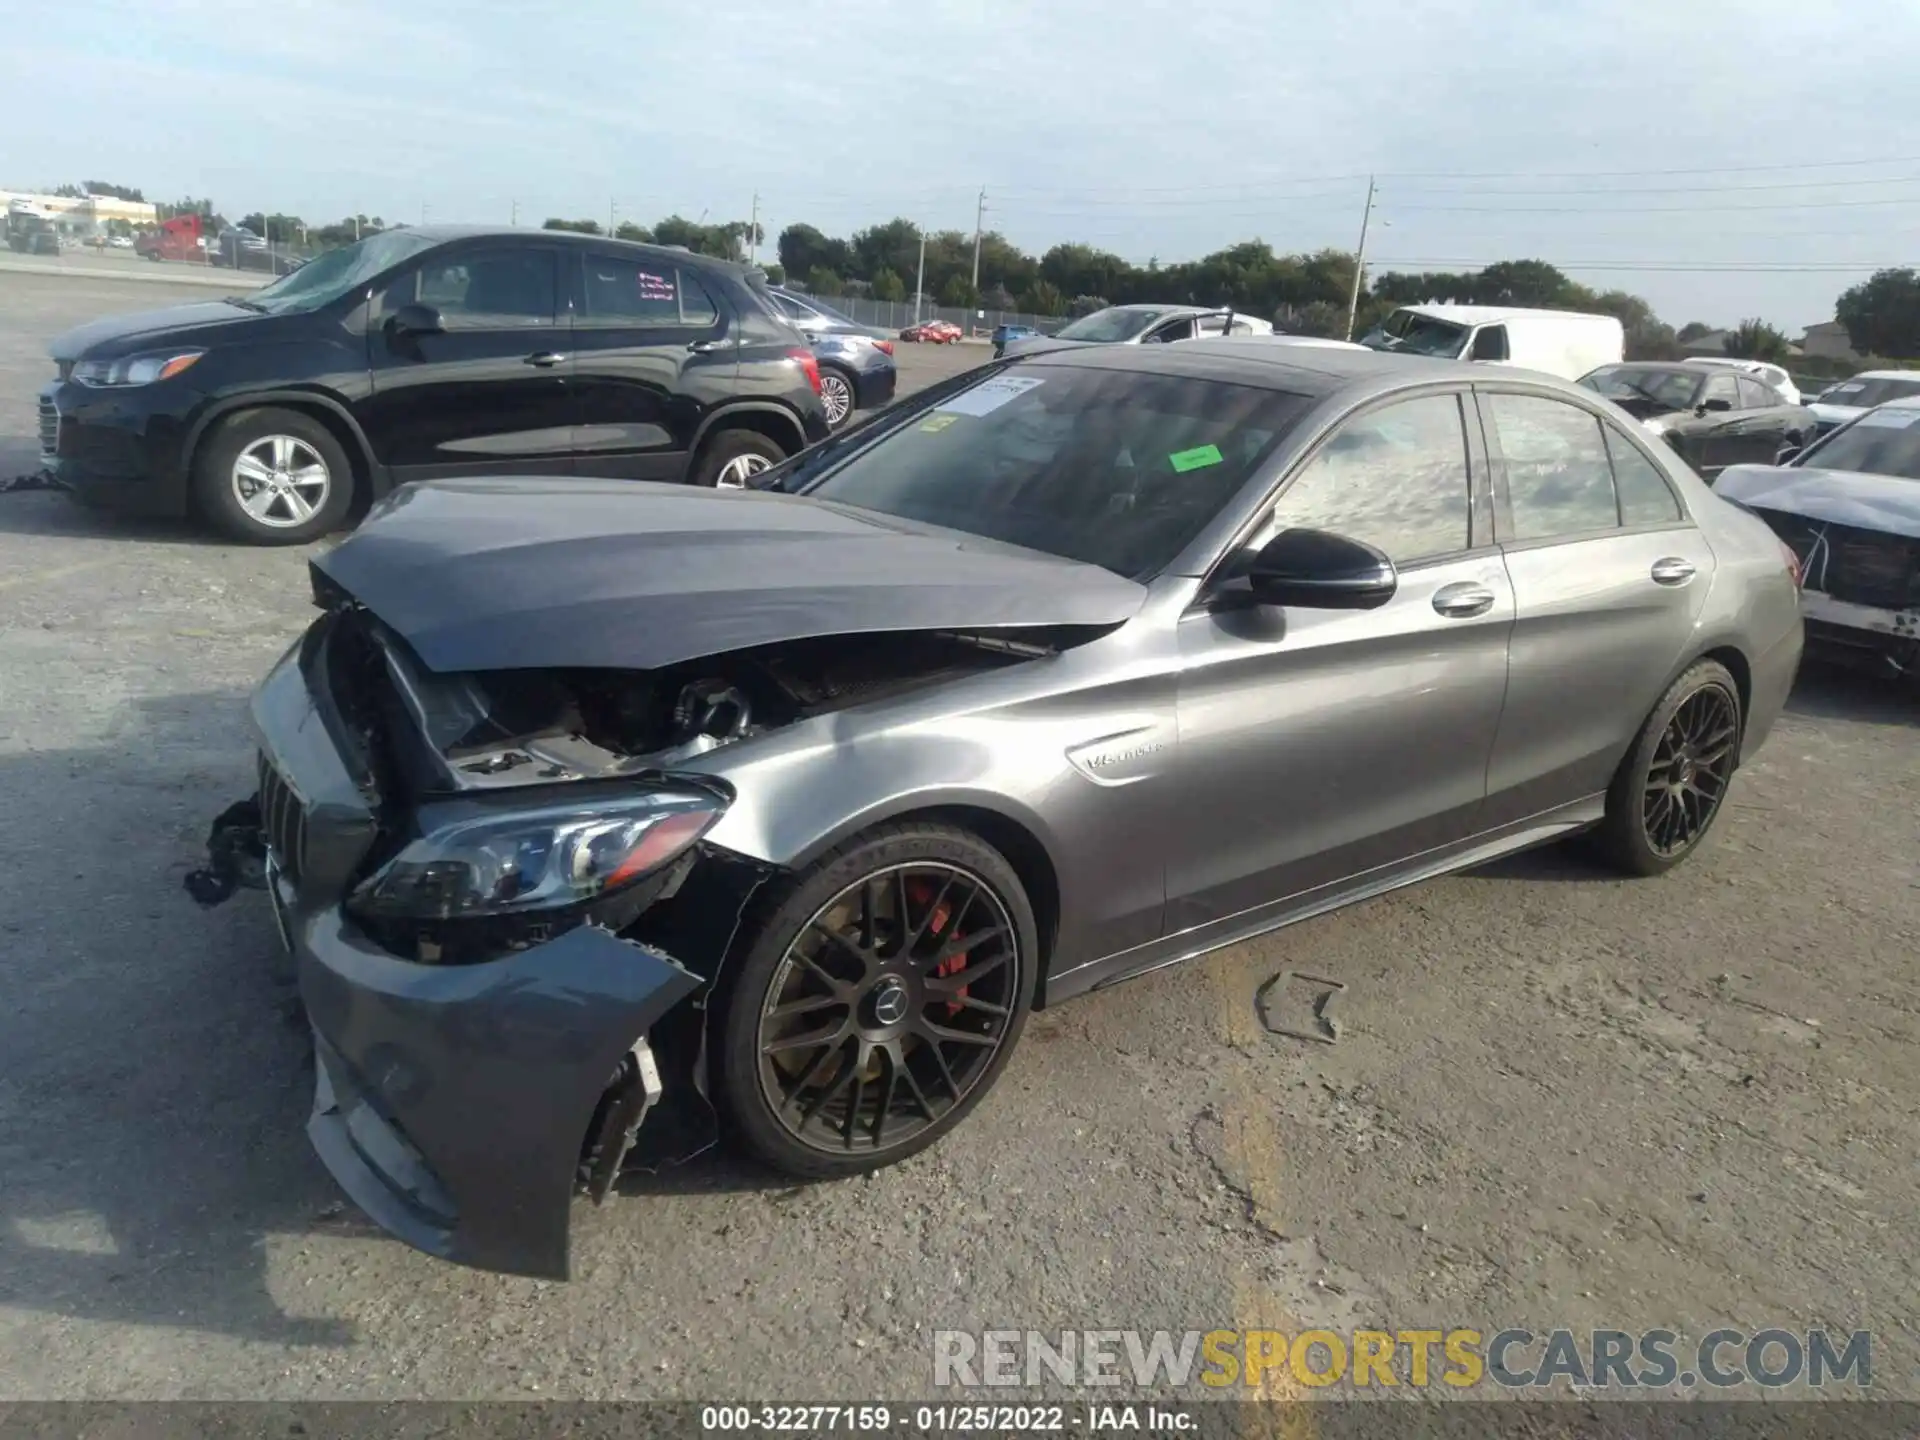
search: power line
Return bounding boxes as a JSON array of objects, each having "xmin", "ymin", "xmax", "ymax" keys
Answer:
[
  {"xmin": 1381, "ymin": 174, "xmax": 1920, "ymax": 198},
  {"xmin": 1371, "ymin": 258, "xmax": 1899, "ymax": 273},
  {"xmin": 985, "ymin": 153, "xmax": 1920, "ymax": 200},
  {"xmin": 1384, "ymin": 195, "xmax": 1920, "ymax": 215}
]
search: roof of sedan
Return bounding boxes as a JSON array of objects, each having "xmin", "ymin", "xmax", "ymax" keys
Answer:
[{"xmin": 1013, "ymin": 335, "xmax": 1482, "ymax": 397}]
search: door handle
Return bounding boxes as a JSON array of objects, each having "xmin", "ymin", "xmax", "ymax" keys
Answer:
[
  {"xmin": 1431, "ymin": 582, "xmax": 1496, "ymax": 618},
  {"xmin": 687, "ymin": 339, "xmax": 726, "ymax": 354},
  {"xmin": 522, "ymin": 351, "xmax": 567, "ymax": 368},
  {"xmin": 1650, "ymin": 557, "xmax": 1696, "ymax": 586}
]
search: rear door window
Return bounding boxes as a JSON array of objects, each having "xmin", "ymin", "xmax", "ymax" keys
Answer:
[
  {"xmin": 1486, "ymin": 393, "xmax": 1619, "ymax": 541},
  {"xmin": 1736, "ymin": 375, "xmax": 1776, "ymax": 409},
  {"xmin": 579, "ymin": 256, "xmax": 721, "ymax": 327},
  {"xmin": 1603, "ymin": 426, "xmax": 1683, "ymax": 525}
]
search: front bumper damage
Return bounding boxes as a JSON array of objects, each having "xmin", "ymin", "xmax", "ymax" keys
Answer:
[
  {"xmin": 193, "ymin": 629, "xmax": 735, "ymax": 1279},
  {"xmin": 298, "ymin": 906, "xmax": 699, "ymax": 1279},
  {"xmin": 1799, "ymin": 589, "xmax": 1920, "ymax": 678}
]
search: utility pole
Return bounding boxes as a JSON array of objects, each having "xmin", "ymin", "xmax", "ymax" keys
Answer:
[
  {"xmin": 510, "ymin": 199, "xmax": 518, "ymax": 226},
  {"xmin": 1344, "ymin": 176, "xmax": 1376, "ymax": 342},
  {"xmin": 420, "ymin": 201, "xmax": 428, "ymax": 225},
  {"xmin": 748, "ymin": 192, "xmax": 759, "ymax": 266},
  {"xmin": 609, "ymin": 199, "xmax": 617, "ymax": 237},
  {"xmin": 914, "ymin": 226, "xmax": 927, "ymax": 324},
  {"xmin": 970, "ymin": 186, "xmax": 986, "ymax": 296}
]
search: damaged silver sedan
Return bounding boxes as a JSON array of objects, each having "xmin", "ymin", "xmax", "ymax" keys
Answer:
[{"xmin": 200, "ymin": 342, "xmax": 1804, "ymax": 1277}]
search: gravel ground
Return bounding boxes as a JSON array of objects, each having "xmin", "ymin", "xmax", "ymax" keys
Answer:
[{"xmin": 0, "ymin": 268, "xmax": 1914, "ymax": 1405}]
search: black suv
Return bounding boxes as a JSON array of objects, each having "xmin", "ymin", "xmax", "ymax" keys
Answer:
[{"xmin": 38, "ymin": 226, "xmax": 830, "ymax": 544}]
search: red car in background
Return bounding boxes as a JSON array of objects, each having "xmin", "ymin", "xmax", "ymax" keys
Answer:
[{"xmin": 900, "ymin": 318, "xmax": 963, "ymax": 344}]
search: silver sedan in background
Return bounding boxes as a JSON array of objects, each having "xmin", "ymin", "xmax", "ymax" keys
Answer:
[{"xmin": 218, "ymin": 341, "xmax": 1804, "ymax": 1277}]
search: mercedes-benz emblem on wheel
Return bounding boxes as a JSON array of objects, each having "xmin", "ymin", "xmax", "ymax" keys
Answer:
[{"xmin": 871, "ymin": 977, "xmax": 909, "ymax": 1025}]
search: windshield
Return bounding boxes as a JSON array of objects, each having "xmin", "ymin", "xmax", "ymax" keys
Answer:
[
  {"xmin": 1369, "ymin": 309, "xmax": 1469, "ymax": 358},
  {"xmin": 1797, "ymin": 406, "xmax": 1920, "ymax": 480},
  {"xmin": 1815, "ymin": 375, "xmax": 1920, "ymax": 409},
  {"xmin": 1582, "ymin": 366, "xmax": 1700, "ymax": 413},
  {"xmin": 242, "ymin": 229, "xmax": 440, "ymax": 315},
  {"xmin": 1053, "ymin": 308, "xmax": 1167, "ymax": 343},
  {"xmin": 801, "ymin": 362, "xmax": 1312, "ymax": 578}
]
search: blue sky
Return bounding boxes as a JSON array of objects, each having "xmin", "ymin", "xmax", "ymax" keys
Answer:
[{"xmin": 12, "ymin": 0, "xmax": 1919, "ymax": 330}]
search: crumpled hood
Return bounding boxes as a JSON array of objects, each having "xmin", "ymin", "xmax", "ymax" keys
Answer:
[
  {"xmin": 313, "ymin": 477, "xmax": 1147, "ymax": 673},
  {"xmin": 50, "ymin": 300, "xmax": 267, "ymax": 361},
  {"xmin": 1714, "ymin": 463, "xmax": 1920, "ymax": 540}
]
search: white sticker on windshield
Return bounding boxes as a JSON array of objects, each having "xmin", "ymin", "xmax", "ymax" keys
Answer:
[
  {"xmin": 1856, "ymin": 408, "xmax": 1920, "ymax": 428},
  {"xmin": 935, "ymin": 374, "xmax": 1045, "ymax": 417}
]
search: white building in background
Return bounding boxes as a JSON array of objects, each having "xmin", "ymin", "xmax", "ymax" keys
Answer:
[{"xmin": 0, "ymin": 190, "xmax": 159, "ymax": 234}]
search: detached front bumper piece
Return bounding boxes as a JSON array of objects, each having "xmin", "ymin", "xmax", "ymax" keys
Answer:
[
  {"xmin": 230, "ymin": 621, "xmax": 707, "ymax": 1278},
  {"xmin": 294, "ymin": 903, "xmax": 699, "ymax": 1279}
]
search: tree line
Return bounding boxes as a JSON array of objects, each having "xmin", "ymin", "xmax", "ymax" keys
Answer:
[{"xmin": 45, "ymin": 180, "xmax": 1920, "ymax": 359}]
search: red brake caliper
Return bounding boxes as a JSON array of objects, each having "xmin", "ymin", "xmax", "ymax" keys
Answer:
[{"xmin": 909, "ymin": 879, "xmax": 969, "ymax": 1017}]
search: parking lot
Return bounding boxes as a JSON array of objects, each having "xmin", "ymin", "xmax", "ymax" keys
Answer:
[{"xmin": 1, "ymin": 267, "xmax": 1915, "ymax": 1402}]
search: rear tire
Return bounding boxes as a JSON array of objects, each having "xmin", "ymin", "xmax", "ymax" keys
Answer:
[
  {"xmin": 714, "ymin": 822, "xmax": 1037, "ymax": 1179},
  {"xmin": 691, "ymin": 429, "xmax": 787, "ymax": 489},
  {"xmin": 819, "ymin": 367, "xmax": 858, "ymax": 431},
  {"xmin": 1592, "ymin": 659, "xmax": 1743, "ymax": 876},
  {"xmin": 191, "ymin": 406, "xmax": 354, "ymax": 546}
]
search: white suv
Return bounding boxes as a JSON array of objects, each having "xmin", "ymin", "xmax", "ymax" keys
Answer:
[{"xmin": 1690, "ymin": 357, "xmax": 1799, "ymax": 405}]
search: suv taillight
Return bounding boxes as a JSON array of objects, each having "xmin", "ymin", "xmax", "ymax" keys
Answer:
[
  {"xmin": 872, "ymin": 338, "xmax": 895, "ymax": 356},
  {"xmin": 789, "ymin": 347, "xmax": 821, "ymax": 394}
]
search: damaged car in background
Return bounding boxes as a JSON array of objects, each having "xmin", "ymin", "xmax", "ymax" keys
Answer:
[
  {"xmin": 1715, "ymin": 395, "xmax": 1920, "ymax": 679},
  {"xmin": 195, "ymin": 342, "xmax": 1803, "ymax": 1278}
]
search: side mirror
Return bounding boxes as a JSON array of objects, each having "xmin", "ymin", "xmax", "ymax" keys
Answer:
[
  {"xmin": 1244, "ymin": 528, "xmax": 1398, "ymax": 610},
  {"xmin": 1700, "ymin": 397, "xmax": 1733, "ymax": 414},
  {"xmin": 1775, "ymin": 443, "xmax": 1803, "ymax": 466},
  {"xmin": 386, "ymin": 303, "xmax": 444, "ymax": 338}
]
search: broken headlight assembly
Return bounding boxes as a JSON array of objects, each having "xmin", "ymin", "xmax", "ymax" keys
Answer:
[{"xmin": 347, "ymin": 787, "xmax": 725, "ymax": 935}]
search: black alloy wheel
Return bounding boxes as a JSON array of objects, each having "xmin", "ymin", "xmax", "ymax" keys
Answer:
[
  {"xmin": 758, "ymin": 862, "xmax": 1018, "ymax": 1151},
  {"xmin": 716, "ymin": 824, "xmax": 1035, "ymax": 1177},
  {"xmin": 1594, "ymin": 658, "xmax": 1743, "ymax": 876},
  {"xmin": 1641, "ymin": 684, "xmax": 1739, "ymax": 857}
]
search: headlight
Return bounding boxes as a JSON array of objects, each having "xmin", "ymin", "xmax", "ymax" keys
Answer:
[
  {"xmin": 71, "ymin": 350, "xmax": 205, "ymax": 387},
  {"xmin": 348, "ymin": 788, "xmax": 724, "ymax": 922}
]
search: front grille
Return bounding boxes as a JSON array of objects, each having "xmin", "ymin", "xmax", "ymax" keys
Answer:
[
  {"xmin": 1758, "ymin": 510, "xmax": 1920, "ymax": 610},
  {"xmin": 257, "ymin": 751, "xmax": 310, "ymax": 884},
  {"xmin": 37, "ymin": 396, "xmax": 59, "ymax": 457}
]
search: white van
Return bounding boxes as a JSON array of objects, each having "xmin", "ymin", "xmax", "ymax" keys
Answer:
[{"xmin": 1362, "ymin": 304, "xmax": 1625, "ymax": 381}]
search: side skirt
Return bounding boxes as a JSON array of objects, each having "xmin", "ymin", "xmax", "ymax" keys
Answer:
[{"xmin": 1044, "ymin": 794, "xmax": 1605, "ymax": 1005}]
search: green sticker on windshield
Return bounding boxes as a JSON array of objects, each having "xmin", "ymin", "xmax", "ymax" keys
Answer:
[{"xmin": 1168, "ymin": 444, "xmax": 1224, "ymax": 473}]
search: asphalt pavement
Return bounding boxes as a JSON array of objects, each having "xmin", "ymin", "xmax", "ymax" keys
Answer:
[{"xmin": 0, "ymin": 267, "xmax": 1915, "ymax": 1404}]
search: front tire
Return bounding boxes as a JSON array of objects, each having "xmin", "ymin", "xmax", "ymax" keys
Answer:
[
  {"xmin": 714, "ymin": 822, "xmax": 1037, "ymax": 1178},
  {"xmin": 1592, "ymin": 659, "xmax": 1743, "ymax": 876},
  {"xmin": 191, "ymin": 406, "xmax": 353, "ymax": 545},
  {"xmin": 691, "ymin": 429, "xmax": 787, "ymax": 489}
]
